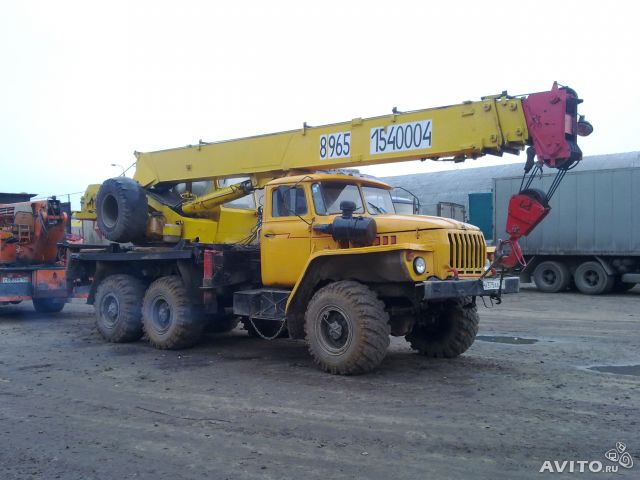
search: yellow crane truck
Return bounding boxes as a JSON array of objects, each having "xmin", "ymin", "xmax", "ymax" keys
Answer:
[{"xmin": 70, "ymin": 83, "xmax": 591, "ymax": 374}]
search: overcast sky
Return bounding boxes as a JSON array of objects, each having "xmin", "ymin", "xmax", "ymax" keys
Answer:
[{"xmin": 1, "ymin": 1, "xmax": 638, "ymax": 207}]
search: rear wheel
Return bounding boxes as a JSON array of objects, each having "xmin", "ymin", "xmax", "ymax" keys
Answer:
[
  {"xmin": 406, "ymin": 297, "xmax": 479, "ymax": 358},
  {"xmin": 533, "ymin": 261, "xmax": 570, "ymax": 293},
  {"xmin": 305, "ymin": 281, "xmax": 390, "ymax": 375},
  {"xmin": 142, "ymin": 276, "xmax": 205, "ymax": 349},
  {"xmin": 32, "ymin": 298, "xmax": 65, "ymax": 313},
  {"xmin": 94, "ymin": 274, "xmax": 145, "ymax": 342},
  {"xmin": 573, "ymin": 261, "xmax": 614, "ymax": 295}
]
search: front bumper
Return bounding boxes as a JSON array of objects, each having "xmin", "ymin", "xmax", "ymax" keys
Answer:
[{"xmin": 421, "ymin": 276, "xmax": 520, "ymax": 300}]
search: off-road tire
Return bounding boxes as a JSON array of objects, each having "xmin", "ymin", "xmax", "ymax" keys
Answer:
[
  {"xmin": 96, "ymin": 177, "xmax": 148, "ymax": 243},
  {"xmin": 142, "ymin": 276, "xmax": 205, "ymax": 349},
  {"xmin": 242, "ymin": 319, "xmax": 288, "ymax": 339},
  {"xmin": 573, "ymin": 261, "xmax": 614, "ymax": 295},
  {"xmin": 94, "ymin": 274, "xmax": 145, "ymax": 342},
  {"xmin": 406, "ymin": 297, "xmax": 479, "ymax": 358},
  {"xmin": 533, "ymin": 260, "xmax": 570, "ymax": 293},
  {"xmin": 305, "ymin": 281, "xmax": 390, "ymax": 375},
  {"xmin": 32, "ymin": 298, "xmax": 65, "ymax": 313}
]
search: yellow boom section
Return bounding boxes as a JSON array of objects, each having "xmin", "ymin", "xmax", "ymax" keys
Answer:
[{"xmin": 133, "ymin": 95, "xmax": 529, "ymax": 188}]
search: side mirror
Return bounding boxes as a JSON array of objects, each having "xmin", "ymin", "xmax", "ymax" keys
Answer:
[{"xmin": 339, "ymin": 201, "xmax": 357, "ymax": 219}]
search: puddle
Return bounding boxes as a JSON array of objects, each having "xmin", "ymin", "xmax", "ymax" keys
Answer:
[
  {"xmin": 476, "ymin": 335, "xmax": 538, "ymax": 345},
  {"xmin": 587, "ymin": 365, "xmax": 640, "ymax": 377}
]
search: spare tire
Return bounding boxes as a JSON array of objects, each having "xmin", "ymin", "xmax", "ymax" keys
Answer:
[{"xmin": 96, "ymin": 177, "xmax": 148, "ymax": 243}]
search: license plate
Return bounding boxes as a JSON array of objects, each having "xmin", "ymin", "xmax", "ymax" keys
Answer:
[
  {"xmin": 482, "ymin": 279, "xmax": 502, "ymax": 291},
  {"xmin": 1, "ymin": 276, "xmax": 30, "ymax": 284}
]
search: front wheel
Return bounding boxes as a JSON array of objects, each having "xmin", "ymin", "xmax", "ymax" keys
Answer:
[
  {"xmin": 305, "ymin": 281, "xmax": 390, "ymax": 375},
  {"xmin": 142, "ymin": 276, "xmax": 205, "ymax": 349},
  {"xmin": 406, "ymin": 297, "xmax": 479, "ymax": 358}
]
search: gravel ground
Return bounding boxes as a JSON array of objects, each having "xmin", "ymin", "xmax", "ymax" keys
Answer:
[{"xmin": 1, "ymin": 285, "xmax": 639, "ymax": 479}]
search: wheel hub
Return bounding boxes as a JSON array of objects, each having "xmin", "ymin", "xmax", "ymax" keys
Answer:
[
  {"xmin": 151, "ymin": 297, "xmax": 172, "ymax": 333},
  {"xmin": 585, "ymin": 270, "xmax": 599, "ymax": 286},
  {"xmin": 327, "ymin": 320, "xmax": 343, "ymax": 340},
  {"xmin": 102, "ymin": 294, "xmax": 119, "ymax": 327},
  {"xmin": 542, "ymin": 270, "xmax": 557, "ymax": 284},
  {"xmin": 317, "ymin": 306, "xmax": 352, "ymax": 355}
]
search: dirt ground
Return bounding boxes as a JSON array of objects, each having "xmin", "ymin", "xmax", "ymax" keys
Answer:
[{"xmin": 1, "ymin": 285, "xmax": 639, "ymax": 479}]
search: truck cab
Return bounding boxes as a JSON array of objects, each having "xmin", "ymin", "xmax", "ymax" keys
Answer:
[
  {"xmin": 228, "ymin": 173, "xmax": 518, "ymax": 374},
  {"xmin": 260, "ymin": 173, "xmax": 489, "ymax": 288}
]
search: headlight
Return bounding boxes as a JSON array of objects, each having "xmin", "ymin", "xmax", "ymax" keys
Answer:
[{"xmin": 413, "ymin": 256, "xmax": 426, "ymax": 275}]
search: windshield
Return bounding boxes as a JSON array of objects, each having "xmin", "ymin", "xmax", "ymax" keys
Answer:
[
  {"xmin": 311, "ymin": 182, "xmax": 364, "ymax": 215},
  {"xmin": 363, "ymin": 186, "xmax": 395, "ymax": 215}
]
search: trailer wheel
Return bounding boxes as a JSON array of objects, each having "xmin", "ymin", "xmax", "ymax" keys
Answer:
[
  {"xmin": 32, "ymin": 298, "xmax": 65, "ymax": 313},
  {"xmin": 406, "ymin": 297, "xmax": 479, "ymax": 358},
  {"xmin": 574, "ymin": 261, "xmax": 614, "ymax": 295},
  {"xmin": 305, "ymin": 281, "xmax": 390, "ymax": 375},
  {"xmin": 142, "ymin": 276, "xmax": 205, "ymax": 349},
  {"xmin": 532, "ymin": 261, "xmax": 570, "ymax": 293},
  {"xmin": 96, "ymin": 177, "xmax": 148, "ymax": 243},
  {"xmin": 94, "ymin": 274, "xmax": 145, "ymax": 342}
]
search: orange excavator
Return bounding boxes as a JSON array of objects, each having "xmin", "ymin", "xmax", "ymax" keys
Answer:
[{"xmin": 0, "ymin": 197, "xmax": 68, "ymax": 312}]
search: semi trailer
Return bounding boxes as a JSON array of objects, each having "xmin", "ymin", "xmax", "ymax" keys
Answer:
[{"xmin": 494, "ymin": 167, "xmax": 640, "ymax": 294}]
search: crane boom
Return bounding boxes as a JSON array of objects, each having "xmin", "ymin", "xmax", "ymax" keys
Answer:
[
  {"xmin": 133, "ymin": 83, "xmax": 584, "ymax": 191},
  {"xmin": 81, "ymin": 82, "xmax": 590, "ymax": 269}
]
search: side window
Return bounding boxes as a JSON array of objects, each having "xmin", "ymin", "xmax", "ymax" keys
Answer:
[
  {"xmin": 311, "ymin": 183, "xmax": 326, "ymax": 215},
  {"xmin": 271, "ymin": 186, "xmax": 307, "ymax": 217}
]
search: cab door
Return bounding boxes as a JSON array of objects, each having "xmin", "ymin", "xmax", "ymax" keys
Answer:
[{"xmin": 261, "ymin": 184, "xmax": 313, "ymax": 287}]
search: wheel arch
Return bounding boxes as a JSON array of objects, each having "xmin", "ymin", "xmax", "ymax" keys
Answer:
[
  {"xmin": 592, "ymin": 256, "xmax": 615, "ymax": 276},
  {"xmin": 88, "ymin": 261, "xmax": 141, "ymax": 304},
  {"xmin": 285, "ymin": 249, "xmax": 410, "ymax": 339},
  {"xmin": 86, "ymin": 258, "xmax": 193, "ymax": 304}
]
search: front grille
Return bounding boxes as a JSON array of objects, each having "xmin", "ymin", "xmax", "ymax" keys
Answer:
[{"xmin": 448, "ymin": 231, "xmax": 486, "ymax": 274}]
